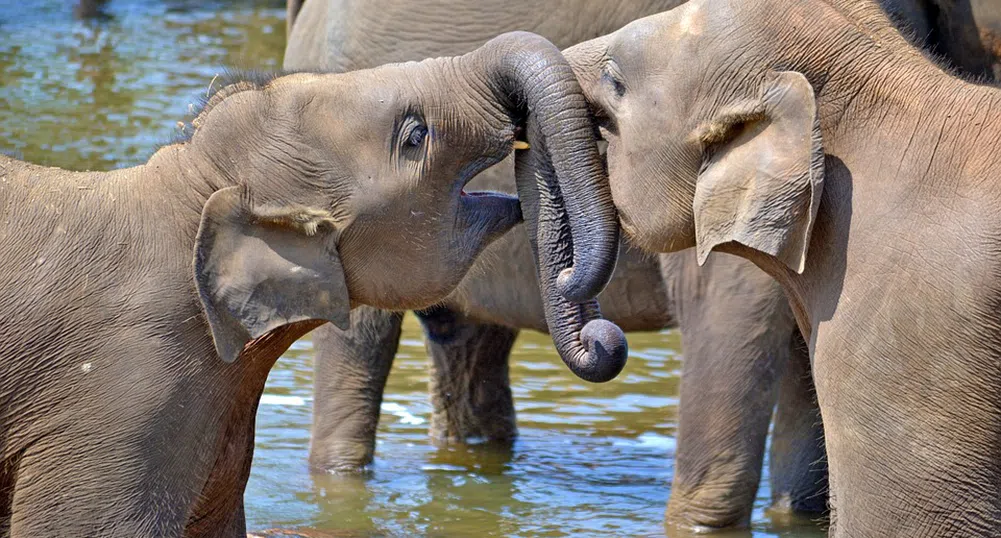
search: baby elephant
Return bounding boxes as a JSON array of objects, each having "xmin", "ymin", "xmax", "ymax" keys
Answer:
[{"xmin": 0, "ymin": 32, "xmax": 611, "ymax": 538}]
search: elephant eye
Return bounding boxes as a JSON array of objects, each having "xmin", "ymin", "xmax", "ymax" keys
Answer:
[
  {"xmin": 601, "ymin": 63, "xmax": 626, "ymax": 99},
  {"xmin": 401, "ymin": 116, "xmax": 429, "ymax": 151},
  {"xmin": 406, "ymin": 124, "xmax": 427, "ymax": 147}
]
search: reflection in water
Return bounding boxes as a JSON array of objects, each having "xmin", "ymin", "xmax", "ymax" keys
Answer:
[{"xmin": 0, "ymin": 3, "xmax": 825, "ymax": 537}]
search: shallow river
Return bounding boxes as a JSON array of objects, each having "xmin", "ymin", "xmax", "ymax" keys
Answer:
[{"xmin": 0, "ymin": 2, "xmax": 825, "ymax": 536}]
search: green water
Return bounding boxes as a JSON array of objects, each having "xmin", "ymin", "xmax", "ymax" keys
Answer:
[{"xmin": 0, "ymin": 2, "xmax": 825, "ymax": 537}]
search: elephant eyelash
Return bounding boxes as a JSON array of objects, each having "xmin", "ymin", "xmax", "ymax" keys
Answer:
[
  {"xmin": 600, "ymin": 57, "xmax": 626, "ymax": 99},
  {"xmin": 602, "ymin": 71, "xmax": 626, "ymax": 98},
  {"xmin": 395, "ymin": 113, "xmax": 430, "ymax": 161}
]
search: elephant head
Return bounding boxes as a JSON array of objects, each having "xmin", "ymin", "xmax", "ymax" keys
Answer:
[
  {"xmin": 185, "ymin": 32, "xmax": 622, "ymax": 381},
  {"xmin": 524, "ymin": 0, "xmax": 825, "ymax": 357}
]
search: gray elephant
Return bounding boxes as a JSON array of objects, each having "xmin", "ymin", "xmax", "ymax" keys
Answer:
[
  {"xmin": 525, "ymin": 0, "xmax": 1001, "ymax": 534},
  {"xmin": 284, "ymin": 0, "xmax": 828, "ymax": 530},
  {"xmin": 0, "ymin": 33, "xmax": 612, "ymax": 537}
]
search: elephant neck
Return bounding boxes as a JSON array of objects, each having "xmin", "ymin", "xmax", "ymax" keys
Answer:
[
  {"xmin": 136, "ymin": 103, "xmax": 285, "ymax": 241},
  {"xmin": 128, "ymin": 144, "xmax": 229, "ymax": 253}
]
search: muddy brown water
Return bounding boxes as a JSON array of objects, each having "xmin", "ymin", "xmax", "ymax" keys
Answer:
[{"xmin": 0, "ymin": 2, "xmax": 826, "ymax": 536}]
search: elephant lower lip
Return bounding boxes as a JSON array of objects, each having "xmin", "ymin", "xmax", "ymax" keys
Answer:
[{"xmin": 457, "ymin": 190, "xmax": 523, "ymax": 232}]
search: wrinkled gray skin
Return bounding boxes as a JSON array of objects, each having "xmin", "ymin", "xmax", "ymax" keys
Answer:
[
  {"xmin": 285, "ymin": 0, "xmax": 827, "ymax": 530},
  {"xmin": 0, "ymin": 32, "xmax": 610, "ymax": 537},
  {"xmin": 550, "ymin": 0, "xmax": 1001, "ymax": 534}
]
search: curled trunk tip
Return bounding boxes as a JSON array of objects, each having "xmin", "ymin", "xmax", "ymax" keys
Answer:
[{"xmin": 573, "ymin": 319, "xmax": 628, "ymax": 382}]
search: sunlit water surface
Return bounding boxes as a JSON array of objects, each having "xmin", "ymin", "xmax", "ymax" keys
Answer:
[{"xmin": 0, "ymin": 2, "xmax": 825, "ymax": 536}]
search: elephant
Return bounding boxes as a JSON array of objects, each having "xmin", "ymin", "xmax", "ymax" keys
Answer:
[
  {"xmin": 882, "ymin": 0, "xmax": 1001, "ymax": 81},
  {"xmin": 284, "ymin": 0, "xmax": 828, "ymax": 530},
  {"xmin": 529, "ymin": 0, "xmax": 1001, "ymax": 534},
  {"xmin": 0, "ymin": 32, "xmax": 614, "ymax": 537}
]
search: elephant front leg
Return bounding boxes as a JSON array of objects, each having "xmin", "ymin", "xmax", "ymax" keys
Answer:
[
  {"xmin": 768, "ymin": 330, "xmax": 828, "ymax": 518},
  {"xmin": 662, "ymin": 251, "xmax": 794, "ymax": 531},
  {"xmin": 310, "ymin": 306, "xmax": 403, "ymax": 473},
  {"xmin": 417, "ymin": 306, "xmax": 518, "ymax": 445},
  {"xmin": 666, "ymin": 332, "xmax": 785, "ymax": 530}
]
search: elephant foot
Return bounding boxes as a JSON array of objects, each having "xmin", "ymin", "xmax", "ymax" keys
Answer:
[
  {"xmin": 418, "ymin": 308, "xmax": 518, "ymax": 444},
  {"xmin": 308, "ymin": 440, "xmax": 378, "ymax": 474},
  {"xmin": 768, "ymin": 495, "xmax": 828, "ymax": 521}
]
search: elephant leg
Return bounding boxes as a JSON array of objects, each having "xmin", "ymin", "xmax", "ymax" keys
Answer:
[
  {"xmin": 417, "ymin": 306, "xmax": 518, "ymax": 444},
  {"xmin": 184, "ymin": 389, "xmax": 260, "ymax": 538},
  {"xmin": 662, "ymin": 251, "xmax": 794, "ymax": 530},
  {"xmin": 309, "ymin": 306, "xmax": 403, "ymax": 473},
  {"xmin": 769, "ymin": 330, "xmax": 829, "ymax": 516}
]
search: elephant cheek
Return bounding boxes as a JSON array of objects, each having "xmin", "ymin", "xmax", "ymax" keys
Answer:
[
  {"xmin": 604, "ymin": 147, "xmax": 654, "ymax": 249},
  {"xmin": 608, "ymin": 161, "xmax": 697, "ymax": 254}
]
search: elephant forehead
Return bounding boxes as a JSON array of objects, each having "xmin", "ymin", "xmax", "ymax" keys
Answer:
[
  {"xmin": 366, "ymin": 60, "xmax": 442, "ymax": 93},
  {"xmin": 675, "ymin": 0, "xmax": 706, "ymax": 37},
  {"xmin": 619, "ymin": 0, "xmax": 706, "ymax": 43},
  {"xmin": 346, "ymin": 72, "xmax": 402, "ymax": 105}
]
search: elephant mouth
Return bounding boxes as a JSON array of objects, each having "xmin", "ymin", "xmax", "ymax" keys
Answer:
[{"xmin": 455, "ymin": 189, "xmax": 523, "ymax": 251}]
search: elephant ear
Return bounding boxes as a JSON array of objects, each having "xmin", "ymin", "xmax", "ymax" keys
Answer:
[
  {"xmin": 692, "ymin": 70, "xmax": 824, "ymax": 274},
  {"xmin": 194, "ymin": 186, "xmax": 351, "ymax": 363}
]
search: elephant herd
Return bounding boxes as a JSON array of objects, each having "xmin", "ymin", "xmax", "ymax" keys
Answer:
[
  {"xmin": 2, "ymin": 0, "xmax": 1001, "ymax": 536},
  {"xmin": 290, "ymin": 0, "xmax": 1001, "ymax": 535}
]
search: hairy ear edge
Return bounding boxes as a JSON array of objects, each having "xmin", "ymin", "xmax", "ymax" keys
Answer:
[{"xmin": 692, "ymin": 102, "xmax": 767, "ymax": 147}]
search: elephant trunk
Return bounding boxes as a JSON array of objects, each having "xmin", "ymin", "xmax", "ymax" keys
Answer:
[
  {"xmin": 474, "ymin": 31, "xmax": 620, "ymax": 304},
  {"xmin": 471, "ymin": 32, "xmax": 627, "ymax": 383},
  {"xmin": 513, "ymin": 117, "xmax": 627, "ymax": 383}
]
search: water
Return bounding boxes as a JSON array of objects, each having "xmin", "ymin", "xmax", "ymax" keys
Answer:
[{"xmin": 0, "ymin": 2, "xmax": 825, "ymax": 536}]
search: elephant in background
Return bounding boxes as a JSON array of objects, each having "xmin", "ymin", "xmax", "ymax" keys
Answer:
[
  {"xmin": 285, "ymin": 0, "xmax": 828, "ymax": 530},
  {"xmin": 541, "ymin": 0, "xmax": 1001, "ymax": 534},
  {"xmin": 0, "ymin": 33, "xmax": 607, "ymax": 537},
  {"xmin": 883, "ymin": 0, "xmax": 1001, "ymax": 81}
]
